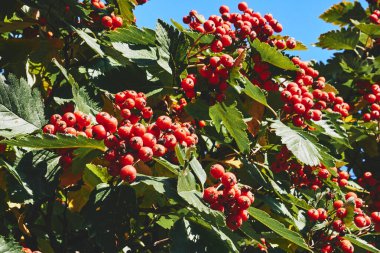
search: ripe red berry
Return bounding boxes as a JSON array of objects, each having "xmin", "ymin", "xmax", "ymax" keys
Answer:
[
  {"xmin": 92, "ymin": 124, "xmax": 107, "ymax": 140},
  {"xmin": 43, "ymin": 124, "xmax": 56, "ymax": 134},
  {"xmin": 129, "ymin": 136, "xmax": 144, "ymax": 150},
  {"xmin": 152, "ymin": 144, "xmax": 167, "ymax": 157},
  {"xmin": 62, "ymin": 112, "xmax": 76, "ymax": 127},
  {"xmin": 345, "ymin": 192, "xmax": 357, "ymax": 200},
  {"xmin": 112, "ymin": 16, "xmax": 123, "ymax": 29},
  {"xmin": 156, "ymin": 116, "xmax": 172, "ymax": 130},
  {"xmin": 307, "ymin": 209, "xmax": 319, "ymax": 221},
  {"xmin": 219, "ymin": 5, "xmax": 230, "ymax": 14},
  {"xmin": 203, "ymin": 187, "xmax": 218, "ymax": 204},
  {"xmin": 332, "ymin": 220, "xmax": 346, "ymax": 232},
  {"xmin": 119, "ymin": 154, "xmax": 134, "ymax": 166},
  {"xmin": 210, "ymin": 164, "xmax": 225, "ymax": 179},
  {"xmin": 237, "ymin": 196, "xmax": 251, "ymax": 209},
  {"xmin": 336, "ymin": 207, "xmax": 348, "ymax": 218},
  {"xmin": 102, "ymin": 16, "xmax": 113, "ymax": 28},
  {"xmin": 226, "ymin": 214, "xmax": 243, "ymax": 231},
  {"xmin": 317, "ymin": 208, "xmax": 328, "ymax": 221},
  {"xmin": 238, "ymin": 2, "xmax": 249, "ymax": 11},
  {"xmin": 354, "ymin": 215, "xmax": 367, "ymax": 228},
  {"xmin": 221, "ymin": 172, "xmax": 237, "ymax": 188},
  {"xmin": 138, "ymin": 146, "xmax": 153, "ymax": 162},
  {"xmin": 120, "ymin": 165, "xmax": 137, "ymax": 183},
  {"xmin": 131, "ymin": 123, "xmax": 146, "ymax": 137},
  {"xmin": 339, "ymin": 240, "xmax": 354, "ymax": 253}
]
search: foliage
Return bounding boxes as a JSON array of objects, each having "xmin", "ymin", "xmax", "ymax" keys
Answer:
[{"xmin": 0, "ymin": 0, "xmax": 379, "ymax": 252}]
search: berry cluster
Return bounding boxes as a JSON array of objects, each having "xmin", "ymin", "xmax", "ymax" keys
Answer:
[
  {"xmin": 362, "ymin": 83, "xmax": 380, "ymax": 121},
  {"xmin": 43, "ymin": 90, "xmax": 199, "ymax": 184},
  {"xmin": 183, "ymin": 2, "xmax": 284, "ymax": 50},
  {"xmin": 43, "ymin": 111, "xmax": 94, "ymax": 168},
  {"xmin": 369, "ymin": 10, "xmax": 380, "ymax": 24},
  {"xmin": 203, "ymin": 164, "xmax": 254, "ymax": 230},
  {"xmin": 307, "ymin": 192, "xmax": 380, "ymax": 252},
  {"xmin": 181, "ymin": 54, "xmax": 234, "ymax": 101},
  {"xmin": 101, "ymin": 13, "xmax": 123, "ymax": 30},
  {"xmin": 280, "ymin": 57, "xmax": 349, "ymax": 127},
  {"xmin": 271, "ymin": 146, "xmax": 350, "ymax": 190},
  {"xmin": 358, "ymin": 171, "xmax": 380, "ymax": 211}
]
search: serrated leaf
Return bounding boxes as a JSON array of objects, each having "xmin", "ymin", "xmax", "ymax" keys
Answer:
[
  {"xmin": 250, "ymin": 39, "xmax": 298, "ymax": 71},
  {"xmin": 344, "ymin": 234, "xmax": 380, "ymax": 253},
  {"xmin": 8, "ymin": 150, "xmax": 60, "ymax": 204},
  {"xmin": 248, "ymin": 207, "xmax": 312, "ymax": 252},
  {"xmin": 1, "ymin": 134, "xmax": 106, "ymax": 151},
  {"xmin": 316, "ymin": 28, "xmax": 359, "ymax": 50},
  {"xmin": 0, "ymin": 73, "xmax": 45, "ymax": 138},
  {"xmin": 270, "ymin": 119, "xmax": 335, "ymax": 166},
  {"xmin": 209, "ymin": 102, "xmax": 250, "ymax": 153},
  {"xmin": 72, "ymin": 27, "xmax": 104, "ymax": 57},
  {"xmin": 83, "ymin": 164, "xmax": 111, "ymax": 188},
  {"xmin": 156, "ymin": 19, "xmax": 189, "ymax": 76},
  {"xmin": 0, "ymin": 235, "xmax": 22, "ymax": 253},
  {"xmin": 352, "ymin": 20, "xmax": 380, "ymax": 38},
  {"xmin": 153, "ymin": 157, "xmax": 180, "ymax": 175},
  {"xmin": 105, "ymin": 26, "xmax": 156, "ymax": 46},
  {"xmin": 189, "ymin": 157, "xmax": 207, "ymax": 188},
  {"xmin": 116, "ymin": 0, "xmax": 136, "ymax": 24},
  {"xmin": 170, "ymin": 218, "xmax": 237, "ymax": 253},
  {"xmin": 177, "ymin": 169, "xmax": 209, "ymax": 213},
  {"xmin": 320, "ymin": 2, "xmax": 366, "ymax": 26}
]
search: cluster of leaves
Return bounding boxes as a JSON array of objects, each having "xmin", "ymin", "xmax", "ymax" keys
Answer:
[{"xmin": 0, "ymin": 0, "xmax": 379, "ymax": 252}]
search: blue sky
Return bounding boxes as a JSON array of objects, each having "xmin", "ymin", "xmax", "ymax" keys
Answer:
[{"xmin": 134, "ymin": 0, "xmax": 368, "ymax": 62}]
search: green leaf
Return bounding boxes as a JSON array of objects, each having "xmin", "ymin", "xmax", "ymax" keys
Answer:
[
  {"xmin": 116, "ymin": 0, "xmax": 136, "ymax": 24},
  {"xmin": 209, "ymin": 102, "xmax": 250, "ymax": 153},
  {"xmin": 1, "ymin": 134, "xmax": 106, "ymax": 151},
  {"xmin": 313, "ymin": 112, "xmax": 352, "ymax": 148},
  {"xmin": 174, "ymin": 144, "xmax": 186, "ymax": 166},
  {"xmin": 7, "ymin": 150, "xmax": 60, "ymax": 204},
  {"xmin": 344, "ymin": 234, "xmax": 380, "ymax": 253},
  {"xmin": 189, "ymin": 157, "xmax": 207, "ymax": 188},
  {"xmin": 105, "ymin": 26, "xmax": 156, "ymax": 46},
  {"xmin": 352, "ymin": 20, "xmax": 380, "ymax": 38},
  {"xmin": 250, "ymin": 39, "xmax": 298, "ymax": 71},
  {"xmin": 53, "ymin": 59, "xmax": 100, "ymax": 115},
  {"xmin": 83, "ymin": 164, "xmax": 112, "ymax": 188},
  {"xmin": 177, "ymin": 169, "xmax": 208, "ymax": 212},
  {"xmin": 156, "ymin": 20, "xmax": 189, "ymax": 76},
  {"xmin": 242, "ymin": 77, "xmax": 270, "ymax": 107},
  {"xmin": 320, "ymin": 2, "xmax": 366, "ymax": 26},
  {"xmin": 270, "ymin": 119, "xmax": 335, "ymax": 167},
  {"xmin": 72, "ymin": 27, "xmax": 105, "ymax": 57},
  {"xmin": 71, "ymin": 148, "xmax": 103, "ymax": 173},
  {"xmin": 185, "ymin": 99, "xmax": 211, "ymax": 120},
  {"xmin": 170, "ymin": 218, "xmax": 237, "ymax": 253},
  {"xmin": 0, "ymin": 73, "xmax": 45, "ymax": 138},
  {"xmin": 153, "ymin": 157, "xmax": 180, "ymax": 175},
  {"xmin": 316, "ymin": 28, "xmax": 359, "ymax": 50},
  {"xmin": 0, "ymin": 235, "xmax": 22, "ymax": 253},
  {"xmin": 248, "ymin": 207, "xmax": 312, "ymax": 252}
]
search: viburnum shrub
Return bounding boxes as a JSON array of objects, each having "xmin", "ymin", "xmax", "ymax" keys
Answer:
[{"xmin": 0, "ymin": 0, "xmax": 380, "ymax": 252}]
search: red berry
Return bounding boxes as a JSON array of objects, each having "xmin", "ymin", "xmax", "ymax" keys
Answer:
[
  {"xmin": 129, "ymin": 136, "xmax": 143, "ymax": 150},
  {"xmin": 221, "ymin": 172, "xmax": 237, "ymax": 188},
  {"xmin": 332, "ymin": 220, "xmax": 346, "ymax": 232},
  {"xmin": 354, "ymin": 215, "xmax": 367, "ymax": 228},
  {"xmin": 226, "ymin": 214, "xmax": 243, "ymax": 231},
  {"xmin": 119, "ymin": 154, "xmax": 134, "ymax": 166},
  {"xmin": 102, "ymin": 16, "xmax": 113, "ymax": 28},
  {"xmin": 152, "ymin": 144, "xmax": 167, "ymax": 157},
  {"xmin": 336, "ymin": 207, "xmax": 347, "ymax": 218},
  {"xmin": 210, "ymin": 164, "xmax": 225, "ymax": 179},
  {"xmin": 238, "ymin": 2, "xmax": 249, "ymax": 11},
  {"xmin": 62, "ymin": 112, "xmax": 76, "ymax": 127},
  {"xmin": 112, "ymin": 16, "xmax": 123, "ymax": 29},
  {"xmin": 131, "ymin": 123, "xmax": 146, "ymax": 137},
  {"xmin": 237, "ymin": 196, "xmax": 251, "ymax": 209},
  {"xmin": 317, "ymin": 208, "xmax": 328, "ymax": 221},
  {"xmin": 345, "ymin": 192, "xmax": 357, "ymax": 200},
  {"xmin": 43, "ymin": 124, "xmax": 55, "ymax": 134},
  {"xmin": 156, "ymin": 116, "xmax": 172, "ymax": 130},
  {"xmin": 118, "ymin": 126, "xmax": 131, "ymax": 139},
  {"xmin": 92, "ymin": 124, "xmax": 107, "ymax": 140},
  {"xmin": 307, "ymin": 209, "xmax": 319, "ymax": 221},
  {"xmin": 138, "ymin": 146, "xmax": 153, "ymax": 162},
  {"xmin": 219, "ymin": 5, "xmax": 230, "ymax": 14},
  {"xmin": 120, "ymin": 165, "xmax": 137, "ymax": 183},
  {"xmin": 203, "ymin": 187, "xmax": 218, "ymax": 204}
]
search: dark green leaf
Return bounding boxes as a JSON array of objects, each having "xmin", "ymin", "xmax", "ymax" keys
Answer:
[
  {"xmin": 344, "ymin": 234, "xmax": 380, "ymax": 253},
  {"xmin": 0, "ymin": 235, "xmax": 22, "ymax": 253},
  {"xmin": 250, "ymin": 39, "xmax": 298, "ymax": 71},
  {"xmin": 0, "ymin": 73, "xmax": 45, "ymax": 138},
  {"xmin": 316, "ymin": 28, "xmax": 359, "ymax": 50},
  {"xmin": 352, "ymin": 20, "xmax": 380, "ymax": 38},
  {"xmin": 1, "ymin": 134, "xmax": 106, "ymax": 151},
  {"xmin": 72, "ymin": 27, "xmax": 105, "ymax": 57},
  {"xmin": 270, "ymin": 119, "xmax": 335, "ymax": 167},
  {"xmin": 209, "ymin": 102, "xmax": 250, "ymax": 153},
  {"xmin": 105, "ymin": 26, "xmax": 156, "ymax": 46},
  {"xmin": 320, "ymin": 2, "xmax": 366, "ymax": 26},
  {"xmin": 248, "ymin": 207, "xmax": 312, "ymax": 252}
]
